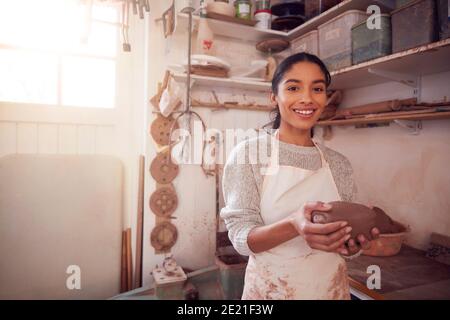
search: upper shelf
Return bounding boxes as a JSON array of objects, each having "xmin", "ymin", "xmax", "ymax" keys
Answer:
[
  {"xmin": 171, "ymin": 72, "xmax": 271, "ymax": 92},
  {"xmin": 329, "ymin": 38, "xmax": 450, "ymax": 90},
  {"xmin": 176, "ymin": 0, "xmax": 395, "ymax": 42},
  {"xmin": 171, "ymin": 38, "xmax": 450, "ymax": 92},
  {"xmin": 176, "ymin": 13, "xmax": 286, "ymax": 42},
  {"xmin": 286, "ymin": 0, "xmax": 394, "ymax": 40}
]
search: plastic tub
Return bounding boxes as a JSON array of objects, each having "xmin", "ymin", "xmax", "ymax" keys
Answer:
[
  {"xmin": 291, "ymin": 30, "xmax": 319, "ymax": 55},
  {"xmin": 391, "ymin": 0, "xmax": 438, "ymax": 53},
  {"xmin": 351, "ymin": 14, "xmax": 392, "ymax": 65},
  {"xmin": 318, "ymin": 10, "xmax": 368, "ymax": 71},
  {"xmin": 305, "ymin": 0, "xmax": 342, "ymax": 19},
  {"xmin": 437, "ymin": 0, "xmax": 450, "ymax": 40}
]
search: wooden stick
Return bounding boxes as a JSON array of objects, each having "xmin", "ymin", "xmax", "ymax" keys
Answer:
[
  {"xmin": 126, "ymin": 228, "xmax": 133, "ymax": 291},
  {"xmin": 318, "ymin": 111, "xmax": 450, "ymax": 126},
  {"xmin": 133, "ymin": 155, "xmax": 145, "ymax": 289},
  {"xmin": 120, "ymin": 230, "xmax": 127, "ymax": 293},
  {"xmin": 191, "ymin": 99, "xmax": 273, "ymax": 112}
]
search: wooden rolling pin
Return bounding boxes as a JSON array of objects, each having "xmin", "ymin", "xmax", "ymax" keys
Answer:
[{"xmin": 333, "ymin": 98, "xmax": 417, "ymax": 119}]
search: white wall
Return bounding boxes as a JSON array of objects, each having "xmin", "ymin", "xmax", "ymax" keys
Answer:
[
  {"xmin": 317, "ymin": 71, "xmax": 450, "ymax": 250},
  {"xmin": 142, "ymin": 1, "xmax": 270, "ymax": 286}
]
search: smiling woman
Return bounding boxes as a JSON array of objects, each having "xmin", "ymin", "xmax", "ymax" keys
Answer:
[
  {"xmin": 221, "ymin": 52, "xmax": 379, "ymax": 300},
  {"xmin": 0, "ymin": 0, "xmax": 119, "ymax": 108}
]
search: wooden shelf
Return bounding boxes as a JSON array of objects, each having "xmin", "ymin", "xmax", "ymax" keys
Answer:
[
  {"xmin": 317, "ymin": 111, "xmax": 450, "ymax": 127},
  {"xmin": 171, "ymin": 72, "xmax": 271, "ymax": 92},
  {"xmin": 171, "ymin": 39, "xmax": 450, "ymax": 94},
  {"xmin": 176, "ymin": 0, "xmax": 395, "ymax": 42},
  {"xmin": 286, "ymin": 0, "xmax": 394, "ymax": 40},
  {"xmin": 329, "ymin": 38, "xmax": 450, "ymax": 90},
  {"xmin": 176, "ymin": 13, "xmax": 286, "ymax": 43}
]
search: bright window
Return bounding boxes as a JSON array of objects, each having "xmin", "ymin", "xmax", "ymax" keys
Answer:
[{"xmin": 0, "ymin": 0, "xmax": 120, "ymax": 108}]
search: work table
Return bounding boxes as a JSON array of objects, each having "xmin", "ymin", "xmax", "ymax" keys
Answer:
[{"xmin": 347, "ymin": 245, "xmax": 450, "ymax": 300}]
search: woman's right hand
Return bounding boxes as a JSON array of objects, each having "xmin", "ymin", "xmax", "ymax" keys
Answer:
[{"xmin": 289, "ymin": 201, "xmax": 352, "ymax": 255}]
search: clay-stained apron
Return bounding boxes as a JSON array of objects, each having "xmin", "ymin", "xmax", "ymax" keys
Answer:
[{"xmin": 241, "ymin": 131, "xmax": 350, "ymax": 300}]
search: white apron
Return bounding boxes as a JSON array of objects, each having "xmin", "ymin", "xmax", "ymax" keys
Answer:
[{"xmin": 241, "ymin": 132, "xmax": 350, "ymax": 300}]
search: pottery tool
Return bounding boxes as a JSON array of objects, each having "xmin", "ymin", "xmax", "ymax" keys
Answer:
[{"xmin": 167, "ymin": 4, "xmax": 211, "ymax": 177}]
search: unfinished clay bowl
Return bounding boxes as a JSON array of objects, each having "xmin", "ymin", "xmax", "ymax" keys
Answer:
[
  {"xmin": 311, "ymin": 201, "xmax": 402, "ymax": 240},
  {"xmin": 362, "ymin": 221, "xmax": 409, "ymax": 257}
]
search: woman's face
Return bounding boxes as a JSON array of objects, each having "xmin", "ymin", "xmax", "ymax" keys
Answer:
[{"xmin": 271, "ymin": 61, "xmax": 328, "ymax": 132}]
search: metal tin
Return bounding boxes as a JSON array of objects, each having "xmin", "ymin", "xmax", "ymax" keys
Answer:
[
  {"xmin": 352, "ymin": 14, "xmax": 392, "ymax": 65},
  {"xmin": 437, "ymin": 0, "xmax": 450, "ymax": 40},
  {"xmin": 391, "ymin": 0, "xmax": 438, "ymax": 53},
  {"xmin": 305, "ymin": 0, "xmax": 342, "ymax": 19}
]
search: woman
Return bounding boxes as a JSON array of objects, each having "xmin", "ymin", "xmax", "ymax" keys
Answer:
[{"xmin": 221, "ymin": 53, "xmax": 379, "ymax": 300}]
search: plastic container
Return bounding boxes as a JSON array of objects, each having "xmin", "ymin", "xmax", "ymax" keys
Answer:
[
  {"xmin": 318, "ymin": 10, "xmax": 368, "ymax": 71},
  {"xmin": 437, "ymin": 0, "xmax": 450, "ymax": 40},
  {"xmin": 351, "ymin": 14, "xmax": 392, "ymax": 65},
  {"xmin": 255, "ymin": 9, "xmax": 272, "ymax": 29},
  {"xmin": 291, "ymin": 29, "xmax": 319, "ymax": 55},
  {"xmin": 305, "ymin": 0, "xmax": 342, "ymax": 19},
  {"xmin": 234, "ymin": 0, "xmax": 252, "ymax": 19},
  {"xmin": 391, "ymin": 0, "xmax": 438, "ymax": 53}
]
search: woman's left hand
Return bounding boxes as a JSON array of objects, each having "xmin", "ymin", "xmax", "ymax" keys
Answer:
[{"xmin": 338, "ymin": 227, "xmax": 380, "ymax": 256}]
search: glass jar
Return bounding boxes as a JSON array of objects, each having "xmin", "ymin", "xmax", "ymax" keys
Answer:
[{"xmin": 234, "ymin": 0, "xmax": 252, "ymax": 20}]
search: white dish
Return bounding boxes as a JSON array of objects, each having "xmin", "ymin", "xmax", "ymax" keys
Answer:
[
  {"xmin": 230, "ymin": 76, "xmax": 268, "ymax": 82},
  {"xmin": 184, "ymin": 54, "xmax": 232, "ymax": 70}
]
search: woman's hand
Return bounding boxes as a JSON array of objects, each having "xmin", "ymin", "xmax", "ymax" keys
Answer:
[
  {"xmin": 339, "ymin": 228, "xmax": 380, "ymax": 256},
  {"xmin": 290, "ymin": 201, "xmax": 353, "ymax": 254}
]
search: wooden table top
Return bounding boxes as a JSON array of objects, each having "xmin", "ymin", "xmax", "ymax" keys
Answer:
[{"xmin": 347, "ymin": 245, "xmax": 450, "ymax": 300}]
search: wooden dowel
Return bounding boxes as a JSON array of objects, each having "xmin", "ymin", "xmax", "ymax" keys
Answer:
[
  {"xmin": 120, "ymin": 230, "xmax": 127, "ymax": 293},
  {"xmin": 126, "ymin": 228, "xmax": 133, "ymax": 291},
  {"xmin": 134, "ymin": 155, "xmax": 145, "ymax": 289}
]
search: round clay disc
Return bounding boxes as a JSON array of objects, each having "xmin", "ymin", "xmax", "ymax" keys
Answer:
[
  {"xmin": 150, "ymin": 187, "xmax": 178, "ymax": 217},
  {"xmin": 150, "ymin": 151, "xmax": 179, "ymax": 184},
  {"xmin": 150, "ymin": 114, "xmax": 179, "ymax": 146},
  {"xmin": 150, "ymin": 221, "xmax": 178, "ymax": 251},
  {"xmin": 256, "ymin": 38, "xmax": 290, "ymax": 54}
]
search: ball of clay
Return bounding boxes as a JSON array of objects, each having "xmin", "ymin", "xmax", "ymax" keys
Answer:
[{"xmin": 311, "ymin": 201, "xmax": 401, "ymax": 240}]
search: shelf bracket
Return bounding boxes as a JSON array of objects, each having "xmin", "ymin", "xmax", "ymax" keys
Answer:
[
  {"xmin": 368, "ymin": 67, "xmax": 421, "ymax": 102},
  {"xmin": 393, "ymin": 119, "xmax": 422, "ymax": 135}
]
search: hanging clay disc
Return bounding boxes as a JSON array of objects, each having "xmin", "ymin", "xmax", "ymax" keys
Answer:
[
  {"xmin": 150, "ymin": 187, "xmax": 178, "ymax": 218},
  {"xmin": 150, "ymin": 150, "xmax": 179, "ymax": 184},
  {"xmin": 150, "ymin": 221, "xmax": 178, "ymax": 251},
  {"xmin": 150, "ymin": 114, "xmax": 179, "ymax": 146}
]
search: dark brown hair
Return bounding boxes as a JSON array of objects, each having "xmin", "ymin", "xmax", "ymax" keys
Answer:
[{"xmin": 269, "ymin": 52, "xmax": 331, "ymax": 130}]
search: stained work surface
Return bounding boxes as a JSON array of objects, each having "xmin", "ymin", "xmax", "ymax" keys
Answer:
[{"xmin": 347, "ymin": 245, "xmax": 450, "ymax": 299}]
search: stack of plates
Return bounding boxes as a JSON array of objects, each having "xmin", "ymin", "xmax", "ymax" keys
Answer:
[{"xmin": 271, "ymin": 0, "xmax": 306, "ymax": 31}]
